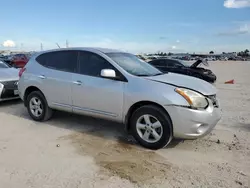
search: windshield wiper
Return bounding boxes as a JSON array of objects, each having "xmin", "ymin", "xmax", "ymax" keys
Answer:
[
  {"xmin": 152, "ymin": 73, "xmax": 165, "ymax": 76},
  {"xmin": 137, "ymin": 73, "xmax": 165, "ymax": 77},
  {"xmin": 137, "ymin": 74, "xmax": 151, "ymax": 77}
]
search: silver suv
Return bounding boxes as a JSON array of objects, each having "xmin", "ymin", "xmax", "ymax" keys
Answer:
[{"xmin": 18, "ymin": 48, "xmax": 222, "ymax": 150}]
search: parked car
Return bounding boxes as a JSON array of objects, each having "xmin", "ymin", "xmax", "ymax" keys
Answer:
[
  {"xmin": 0, "ymin": 61, "xmax": 19, "ymax": 101},
  {"xmin": 148, "ymin": 58, "xmax": 217, "ymax": 83},
  {"xmin": 18, "ymin": 48, "xmax": 221, "ymax": 150},
  {"xmin": 8, "ymin": 54, "xmax": 29, "ymax": 68}
]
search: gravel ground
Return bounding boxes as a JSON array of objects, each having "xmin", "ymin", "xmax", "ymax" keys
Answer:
[{"xmin": 0, "ymin": 61, "xmax": 249, "ymax": 188}]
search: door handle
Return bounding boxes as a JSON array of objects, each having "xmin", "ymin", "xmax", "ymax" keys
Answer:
[
  {"xmin": 38, "ymin": 75, "xmax": 46, "ymax": 79},
  {"xmin": 73, "ymin": 81, "xmax": 82, "ymax": 85}
]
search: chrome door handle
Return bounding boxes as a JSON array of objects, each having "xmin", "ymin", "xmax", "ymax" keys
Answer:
[
  {"xmin": 73, "ymin": 81, "xmax": 82, "ymax": 85},
  {"xmin": 38, "ymin": 75, "xmax": 46, "ymax": 79}
]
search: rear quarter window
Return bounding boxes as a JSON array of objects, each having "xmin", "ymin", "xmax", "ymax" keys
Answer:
[{"xmin": 36, "ymin": 51, "xmax": 77, "ymax": 73}]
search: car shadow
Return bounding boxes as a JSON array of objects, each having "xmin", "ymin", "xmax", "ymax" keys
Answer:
[
  {"xmin": 0, "ymin": 99, "xmax": 22, "ymax": 106},
  {"xmin": 52, "ymin": 111, "xmax": 133, "ymax": 142},
  {"xmin": 0, "ymin": 100, "xmax": 184, "ymax": 149}
]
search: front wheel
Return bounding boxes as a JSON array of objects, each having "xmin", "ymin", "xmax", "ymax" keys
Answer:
[
  {"xmin": 27, "ymin": 91, "xmax": 53, "ymax": 121},
  {"xmin": 130, "ymin": 105, "xmax": 172, "ymax": 150}
]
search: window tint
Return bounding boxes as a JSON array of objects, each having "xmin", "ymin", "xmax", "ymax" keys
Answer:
[
  {"xmin": 36, "ymin": 51, "xmax": 77, "ymax": 72},
  {"xmin": 78, "ymin": 51, "xmax": 114, "ymax": 77}
]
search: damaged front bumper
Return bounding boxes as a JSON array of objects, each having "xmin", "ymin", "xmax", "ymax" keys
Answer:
[{"xmin": 164, "ymin": 99, "xmax": 222, "ymax": 139}]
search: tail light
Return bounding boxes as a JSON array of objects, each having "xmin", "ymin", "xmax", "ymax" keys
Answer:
[{"xmin": 19, "ymin": 67, "xmax": 26, "ymax": 77}]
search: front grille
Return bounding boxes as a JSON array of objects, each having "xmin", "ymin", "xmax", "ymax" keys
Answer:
[
  {"xmin": 1, "ymin": 80, "xmax": 18, "ymax": 90},
  {"xmin": 0, "ymin": 80, "xmax": 19, "ymax": 99},
  {"xmin": 0, "ymin": 89, "xmax": 17, "ymax": 99},
  {"xmin": 207, "ymin": 95, "xmax": 219, "ymax": 108}
]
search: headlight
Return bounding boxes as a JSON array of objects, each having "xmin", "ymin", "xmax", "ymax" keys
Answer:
[{"xmin": 175, "ymin": 88, "xmax": 208, "ymax": 109}]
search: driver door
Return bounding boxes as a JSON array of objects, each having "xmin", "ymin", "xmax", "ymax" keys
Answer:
[{"xmin": 71, "ymin": 51, "xmax": 125, "ymax": 122}]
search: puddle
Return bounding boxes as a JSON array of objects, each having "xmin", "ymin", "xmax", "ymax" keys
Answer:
[{"xmin": 60, "ymin": 132, "xmax": 176, "ymax": 185}]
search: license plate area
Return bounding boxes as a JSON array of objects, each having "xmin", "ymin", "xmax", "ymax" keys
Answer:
[{"xmin": 14, "ymin": 90, "xmax": 19, "ymax": 95}]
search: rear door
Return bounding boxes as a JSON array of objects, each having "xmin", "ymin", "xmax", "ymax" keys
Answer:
[
  {"xmin": 35, "ymin": 50, "xmax": 77, "ymax": 112},
  {"xmin": 71, "ymin": 51, "xmax": 125, "ymax": 121}
]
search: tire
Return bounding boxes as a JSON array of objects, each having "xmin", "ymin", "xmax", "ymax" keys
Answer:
[
  {"xmin": 130, "ymin": 105, "xmax": 172, "ymax": 150},
  {"xmin": 26, "ymin": 91, "xmax": 53, "ymax": 121}
]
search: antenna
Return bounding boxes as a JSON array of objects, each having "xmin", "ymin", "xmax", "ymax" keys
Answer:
[{"xmin": 56, "ymin": 43, "xmax": 61, "ymax": 48}]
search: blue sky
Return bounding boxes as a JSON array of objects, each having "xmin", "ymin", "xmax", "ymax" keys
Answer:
[{"xmin": 1, "ymin": 0, "xmax": 250, "ymax": 53}]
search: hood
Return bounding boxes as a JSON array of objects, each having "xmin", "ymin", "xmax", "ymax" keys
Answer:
[
  {"xmin": 0, "ymin": 68, "xmax": 19, "ymax": 81},
  {"xmin": 145, "ymin": 73, "xmax": 216, "ymax": 96},
  {"xmin": 190, "ymin": 59, "xmax": 209, "ymax": 68}
]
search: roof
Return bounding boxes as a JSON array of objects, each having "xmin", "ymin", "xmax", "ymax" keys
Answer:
[{"xmin": 37, "ymin": 47, "xmax": 123, "ymax": 55}]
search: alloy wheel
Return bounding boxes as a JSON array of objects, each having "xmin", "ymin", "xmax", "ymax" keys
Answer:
[
  {"xmin": 29, "ymin": 97, "xmax": 43, "ymax": 117},
  {"xmin": 136, "ymin": 114, "xmax": 163, "ymax": 143}
]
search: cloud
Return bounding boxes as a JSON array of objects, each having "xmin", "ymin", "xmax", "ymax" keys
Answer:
[
  {"xmin": 224, "ymin": 0, "xmax": 250, "ymax": 8},
  {"xmin": 217, "ymin": 24, "xmax": 250, "ymax": 36},
  {"xmin": 172, "ymin": 46, "xmax": 176, "ymax": 49},
  {"xmin": 2, "ymin": 40, "xmax": 16, "ymax": 47},
  {"xmin": 176, "ymin": 40, "xmax": 180, "ymax": 43}
]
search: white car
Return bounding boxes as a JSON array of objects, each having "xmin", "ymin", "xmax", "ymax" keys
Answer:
[{"xmin": 0, "ymin": 61, "xmax": 19, "ymax": 101}]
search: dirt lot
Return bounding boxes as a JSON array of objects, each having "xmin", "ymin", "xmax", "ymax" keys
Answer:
[{"xmin": 0, "ymin": 61, "xmax": 250, "ymax": 188}]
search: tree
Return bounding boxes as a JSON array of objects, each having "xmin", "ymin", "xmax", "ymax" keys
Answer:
[
  {"xmin": 222, "ymin": 52, "xmax": 226, "ymax": 54},
  {"xmin": 238, "ymin": 50, "xmax": 250, "ymax": 57},
  {"xmin": 209, "ymin": 51, "xmax": 214, "ymax": 54},
  {"xmin": 237, "ymin": 51, "xmax": 243, "ymax": 56}
]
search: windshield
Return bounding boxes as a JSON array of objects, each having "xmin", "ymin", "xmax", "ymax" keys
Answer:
[
  {"xmin": 0, "ymin": 61, "xmax": 10, "ymax": 68},
  {"xmin": 106, "ymin": 52, "xmax": 162, "ymax": 76},
  {"xmin": 180, "ymin": 60, "xmax": 192, "ymax": 67}
]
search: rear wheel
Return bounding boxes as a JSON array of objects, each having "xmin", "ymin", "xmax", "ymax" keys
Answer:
[
  {"xmin": 130, "ymin": 105, "xmax": 172, "ymax": 150},
  {"xmin": 27, "ymin": 91, "xmax": 53, "ymax": 121}
]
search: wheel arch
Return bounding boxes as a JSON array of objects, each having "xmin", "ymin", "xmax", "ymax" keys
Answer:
[
  {"xmin": 23, "ymin": 86, "xmax": 43, "ymax": 107},
  {"xmin": 125, "ymin": 101, "xmax": 173, "ymax": 133}
]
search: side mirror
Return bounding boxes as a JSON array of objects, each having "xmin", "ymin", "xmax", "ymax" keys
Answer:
[{"xmin": 100, "ymin": 69, "xmax": 116, "ymax": 79}]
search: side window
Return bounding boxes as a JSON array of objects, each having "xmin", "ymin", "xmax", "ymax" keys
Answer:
[
  {"xmin": 150, "ymin": 60, "xmax": 165, "ymax": 66},
  {"xmin": 36, "ymin": 51, "xmax": 77, "ymax": 72},
  {"xmin": 150, "ymin": 60, "xmax": 160, "ymax": 66},
  {"xmin": 166, "ymin": 60, "xmax": 178, "ymax": 67},
  {"xmin": 78, "ymin": 51, "xmax": 115, "ymax": 77}
]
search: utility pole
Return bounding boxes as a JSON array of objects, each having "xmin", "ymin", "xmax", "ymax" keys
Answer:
[
  {"xmin": 40, "ymin": 43, "xmax": 43, "ymax": 51},
  {"xmin": 66, "ymin": 40, "xmax": 69, "ymax": 48},
  {"xmin": 56, "ymin": 43, "xmax": 61, "ymax": 48}
]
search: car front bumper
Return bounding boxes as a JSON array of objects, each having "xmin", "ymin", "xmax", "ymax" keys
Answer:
[
  {"xmin": 203, "ymin": 74, "xmax": 217, "ymax": 83},
  {"xmin": 0, "ymin": 82, "xmax": 20, "ymax": 102},
  {"xmin": 164, "ymin": 100, "xmax": 222, "ymax": 139}
]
